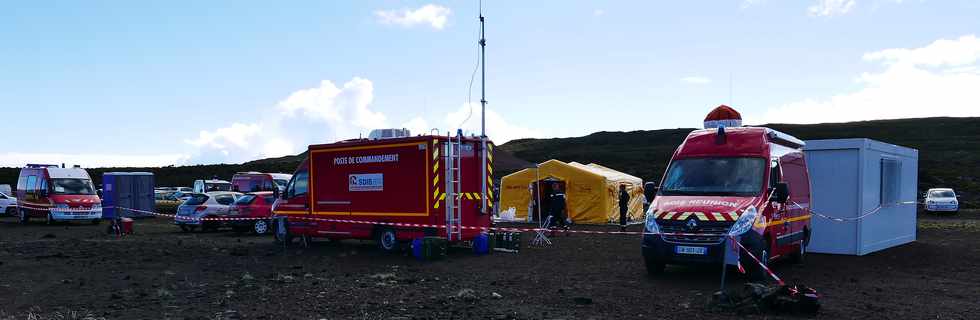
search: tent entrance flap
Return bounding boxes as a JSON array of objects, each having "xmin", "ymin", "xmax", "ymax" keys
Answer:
[{"xmin": 531, "ymin": 178, "xmax": 565, "ymax": 223}]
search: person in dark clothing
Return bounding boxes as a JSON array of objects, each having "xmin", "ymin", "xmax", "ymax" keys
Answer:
[
  {"xmin": 619, "ymin": 185, "xmax": 630, "ymax": 232},
  {"xmin": 549, "ymin": 183, "xmax": 568, "ymax": 231}
]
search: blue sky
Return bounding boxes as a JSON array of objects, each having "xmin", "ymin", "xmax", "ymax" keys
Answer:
[{"xmin": 2, "ymin": 0, "xmax": 979, "ymax": 167}]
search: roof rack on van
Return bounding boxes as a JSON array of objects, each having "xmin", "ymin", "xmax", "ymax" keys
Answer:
[
  {"xmin": 766, "ymin": 129, "xmax": 806, "ymax": 148},
  {"xmin": 25, "ymin": 164, "xmax": 59, "ymax": 168}
]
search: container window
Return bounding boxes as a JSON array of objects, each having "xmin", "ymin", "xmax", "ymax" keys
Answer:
[{"xmin": 880, "ymin": 159, "xmax": 902, "ymax": 206}]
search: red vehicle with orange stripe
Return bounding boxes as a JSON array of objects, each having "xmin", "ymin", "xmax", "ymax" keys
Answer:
[
  {"xmin": 642, "ymin": 118, "xmax": 811, "ymax": 279},
  {"xmin": 273, "ymin": 133, "xmax": 494, "ymax": 251}
]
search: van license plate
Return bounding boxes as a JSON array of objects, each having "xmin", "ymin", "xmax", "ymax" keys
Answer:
[{"xmin": 675, "ymin": 246, "xmax": 707, "ymax": 255}]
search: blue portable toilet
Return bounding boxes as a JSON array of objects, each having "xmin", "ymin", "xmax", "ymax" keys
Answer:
[{"xmin": 102, "ymin": 172, "xmax": 155, "ymax": 218}]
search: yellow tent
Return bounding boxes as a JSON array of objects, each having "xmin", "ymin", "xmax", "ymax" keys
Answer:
[{"xmin": 499, "ymin": 159, "xmax": 645, "ymax": 224}]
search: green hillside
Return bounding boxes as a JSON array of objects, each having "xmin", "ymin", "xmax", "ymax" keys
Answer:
[{"xmin": 498, "ymin": 117, "xmax": 980, "ymax": 208}]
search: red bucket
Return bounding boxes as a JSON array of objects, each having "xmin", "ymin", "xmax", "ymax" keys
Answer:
[{"xmin": 119, "ymin": 217, "xmax": 134, "ymax": 234}]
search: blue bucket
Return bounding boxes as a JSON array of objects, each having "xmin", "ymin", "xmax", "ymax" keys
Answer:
[
  {"xmin": 473, "ymin": 233, "xmax": 490, "ymax": 255},
  {"xmin": 412, "ymin": 238, "xmax": 424, "ymax": 260}
]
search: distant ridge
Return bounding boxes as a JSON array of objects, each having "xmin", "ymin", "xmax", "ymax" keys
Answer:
[{"xmin": 1, "ymin": 117, "xmax": 976, "ymax": 207}]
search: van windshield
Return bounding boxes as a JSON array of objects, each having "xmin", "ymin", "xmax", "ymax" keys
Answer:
[
  {"xmin": 660, "ymin": 157, "xmax": 765, "ymax": 197},
  {"xmin": 51, "ymin": 178, "xmax": 96, "ymax": 195}
]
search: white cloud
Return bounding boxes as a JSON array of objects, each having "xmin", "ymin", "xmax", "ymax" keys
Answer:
[
  {"xmin": 740, "ymin": 0, "xmax": 765, "ymax": 9},
  {"xmin": 375, "ymin": 4, "xmax": 452, "ymax": 30},
  {"xmin": 681, "ymin": 76, "xmax": 712, "ymax": 84},
  {"xmin": 401, "ymin": 116, "xmax": 431, "ymax": 136},
  {"xmin": 593, "ymin": 9, "xmax": 605, "ymax": 16},
  {"xmin": 808, "ymin": 0, "xmax": 857, "ymax": 17},
  {"xmin": 758, "ymin": 35, "xmax": 980, "ymax": 124},
  {"xmin": 0, "ymin": 152, "xmax": 190, "ymax": 168},
  {"xmin": 445, "ymin": 103, "xmax": 541, "ymax": 144},
  {"xmin": 186, "ymin": 77, "xmax": 388, "ymax": 164}
]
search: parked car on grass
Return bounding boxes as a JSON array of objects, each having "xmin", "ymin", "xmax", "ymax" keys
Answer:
[
  {"xmin": 924, "ymin": 188, "xmax": 959, "ymax": 213},
  {"xmin": 192, "ymin": 179, "xmax": 232, "ymax": 194},
  {"xmin": 228, "ymin": 191, "xmax": 277, "ymax": 234},
  {"xmin": 174, "ymin": 191, "xmax": 242, "ymax": 232},
  {"xmin": 0, "ymin": 192, "xmax": 17, "ymax": 216}
]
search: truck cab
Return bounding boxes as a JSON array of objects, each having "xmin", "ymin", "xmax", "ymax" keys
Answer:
[
  {"xmin": 642, "ymin": 126, "xmax": 811, "ymax": 279},
  {"xmin": 15, "ymin": 164, "xmax": 102, "ymax": 224}
]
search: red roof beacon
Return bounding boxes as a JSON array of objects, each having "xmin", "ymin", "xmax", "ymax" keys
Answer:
[{"xmin": 703, "ymin": 105, "xmax": 743, "ymax": 129}]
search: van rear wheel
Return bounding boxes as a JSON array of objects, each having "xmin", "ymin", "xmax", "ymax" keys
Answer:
[
  {"xmin": 253, "ymin": 220, "xmax": 269, "ymax": 235},
  {"xmin": 4, "ymin": 207, "xmax": 14, "ymax": 217}
]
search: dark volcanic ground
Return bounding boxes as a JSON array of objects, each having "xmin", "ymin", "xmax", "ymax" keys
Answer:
[{"xmin": 0, "ymin": 211, "xmax": 978, "ymax": 320}]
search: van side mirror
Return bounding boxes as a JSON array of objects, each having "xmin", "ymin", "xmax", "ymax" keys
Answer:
[
  {"xmin": 643, "ymin": 182, "xmax": 658, "ymax": 201},
  {"xmin": 772, "ymin": 182, "xmax": 789, "ymax": 204}
]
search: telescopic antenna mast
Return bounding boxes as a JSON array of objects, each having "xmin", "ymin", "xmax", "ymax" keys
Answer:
[{"xmin": 479, "ymin": 1, "xmax": 489, "ymax": 214}]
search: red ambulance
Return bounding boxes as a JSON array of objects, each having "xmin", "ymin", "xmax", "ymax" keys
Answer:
[
  {"xmin": 642, "ymin": 106, "xmax": 811, "ymax": 279},
  {"xmin": 273, "ymin": 133, "xmax": 493, "ymax": 251},
  {"xmin": 15, "ymin": 164, "xmax": 102, "ymax": 224}
]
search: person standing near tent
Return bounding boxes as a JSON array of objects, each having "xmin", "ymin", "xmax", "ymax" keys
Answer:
[
  {"xmin": 549, "ymin": 183, "xmax": 569, "ymax": 232},
  {"xmin": 619, "ymin": 184, "xmax": 630, "ymax": 232}
]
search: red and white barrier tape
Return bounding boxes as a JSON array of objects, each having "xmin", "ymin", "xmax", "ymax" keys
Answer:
[
  {"xmin": 799, "ymin": 200, "xmax": 916, "ymax": 223},
  {"xmin": 16, "ymin": 205, "xmax": 102, "ymax": 213},
  {"xmin": 731, "ymin": 236, "xmax": 785, "ymax": 285}
]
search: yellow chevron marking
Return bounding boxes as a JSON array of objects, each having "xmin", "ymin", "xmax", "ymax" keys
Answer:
[
  {"xmin": 432, "ymin": 175, "xmax": 439, "ymax": 186},
  {"xmin": 433, "ymin": 193, "xmax": 447, "ymax": 209},
  {"xmin": 662, "ymin": 212, "xmax": 677, "ymax": 220},
  {"xmin": 473, "ymin": 193, "xmax": 481, "ymax": 200},
  {"xmin": 433, "ymin": 189, "xmax": 440, "ymax": 200},
  {"xmin": 695, "ymin": 212, "xmax": 709, "ymax": 221},
  {"xmin": 726, "ymin": 211, "xmax": 740, "ymax": 221},
  {"xmin": 676, "ymin": 212, "xmax": 694, "ymax": 220},
  {"xmin": 712, "ymin": 212, "xmax": 726, "ymax": 221},
  {"xmin": 464, "ymin": 193, "xmax": 473, "ymax": 200},
  {"xmin": 433, "ymin": 162, "xmax": 439, "ymax": 173}
]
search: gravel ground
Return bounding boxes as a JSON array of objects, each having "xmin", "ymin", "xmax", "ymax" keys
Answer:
[{"xmin": 0, "ymin": 210, "xmax": 978, "ymax": 319}]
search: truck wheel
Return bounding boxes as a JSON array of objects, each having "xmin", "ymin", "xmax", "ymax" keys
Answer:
[
  {"xmin": 253, "ymin": 220, "xmax": 269, "ymax": 235},
  {"xmin": 644, "ymin": 257, "xmax": 665, "ymax": 275},
  {"xmin": 377, "ymin": 228, "xmax": 398, "ymax": 252}
]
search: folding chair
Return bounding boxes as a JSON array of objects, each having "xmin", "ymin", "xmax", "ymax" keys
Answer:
[{"xmin": 532, "ymin": 215, "xmax": 553, "ymax": 246}]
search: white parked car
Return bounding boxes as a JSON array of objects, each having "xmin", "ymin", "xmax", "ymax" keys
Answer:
[
  {"xmin": 924, "ymin": 188, "xmax": 959, "ymax": 213},
  {"xmin": 0, "ymin": 192, "xmax": 17, "ymax": 216},
  {"xmin": 174, "ymin": 191, "xmax": 242, "ymax": 232}
]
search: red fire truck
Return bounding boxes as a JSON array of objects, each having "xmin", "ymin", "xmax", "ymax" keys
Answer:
[{"xmin": 273, "ymin": 133, "xmax": 494, "ymax": 251}]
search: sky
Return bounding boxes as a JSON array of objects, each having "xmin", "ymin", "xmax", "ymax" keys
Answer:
[{"xmin": 2, "ymin": 0, "xmax": 979, "ymax": 167}]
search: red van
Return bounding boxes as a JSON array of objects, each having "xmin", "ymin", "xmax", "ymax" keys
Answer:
[
  {"xmin": 273, "ymin": 134, "xmax": 493, "ymax": 251},
  {"xmin": 16, "ymin": 164, "xmax": 102, "ymax": 224},
  {"xmin": 230, "ymin": 172, "xmax": 291, "ymax": 193},
  {"xmin": 642, "ymin": 126, "xmax": 811, "ymax": 279}
]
